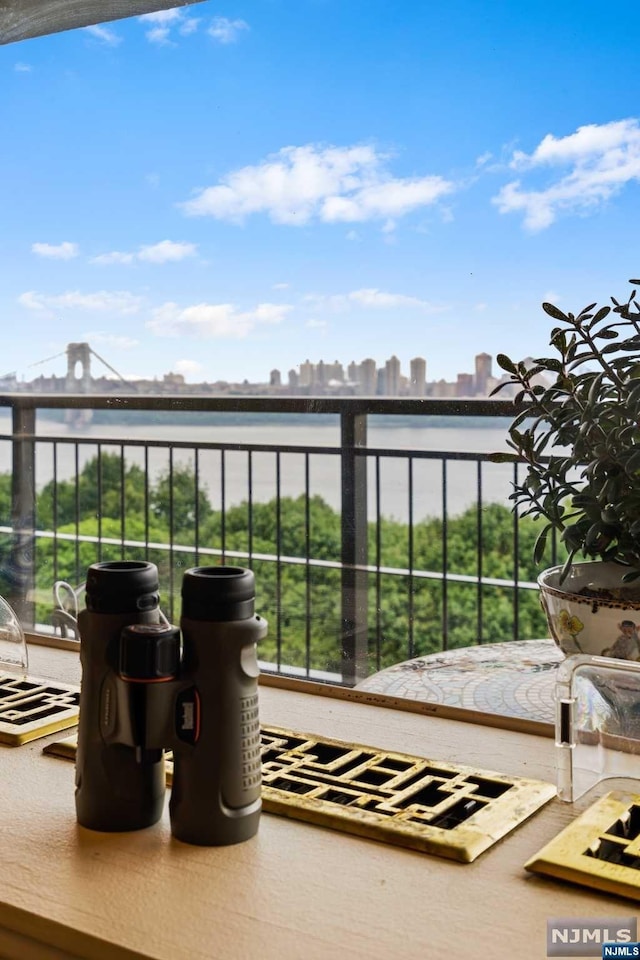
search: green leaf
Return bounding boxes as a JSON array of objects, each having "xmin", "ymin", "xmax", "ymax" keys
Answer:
[
  {"xmin": 496, "ymin": 354, "xmax": 517, "ymax": 374},
  {"xmin": 543, "ymin": 302, "xmax": 569, "ymax": 322},
  {"xmin": 532, "ymin": 357, "xmax": 563, "ymax": 372},
  {"xmin": 487, "ymin": 452, "xmax": 521, "ymax": 464},
  {"xmin": 533, "ymin": 524, "xmax": 553, "ymax": 564}
]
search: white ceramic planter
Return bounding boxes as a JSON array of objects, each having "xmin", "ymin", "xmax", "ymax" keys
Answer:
[{"xmin": 538, "ymin": 561, "xmax": 640, "ymax": 659}]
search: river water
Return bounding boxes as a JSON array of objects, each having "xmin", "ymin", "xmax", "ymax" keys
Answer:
[{"xmin": 0, "ymin": 412, "xmax": 516, "ymax": 522}]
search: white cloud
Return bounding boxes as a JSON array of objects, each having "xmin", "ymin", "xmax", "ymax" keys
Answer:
[
  {"xmin": 146, "ymin": 26, "xmax": 173, "ymax": 44},
  {"xmin": 208, "ymin": 17, "xmax": 249, "ymax": 43},
  {"xmin": 147, "ymin": 301, "xmax": 291, "ymax": 339},
  {"xmin": 138, "ymin": 8, "xmax": 199, "ymax": 44},
  {"xmin": 181, "ymin": 143, "xmax": 456, "ymax": 226},
  {"xmin": 32, "ymin": 241, "xmax": 79, "ymax": 260},
  {"xmin": 91, "ymin": 240, "xmax": 196, "ymax": 265},
  {"xmin": 493, "ymin": 119, "xmax": 640, "ymax": 230},
  {"xmin": 305, "ymin": 288, "xmax": 446, "ymax": 312},
  {"xmin": 14, "ymin": 62, "xmax": 32, "ymax": 72},
  {"xmin": 84, "ymin": 24, "xmax": 122, "ymax": 46},
  {"xmin": 273, "ymin": 282, "xmax": 290, "ymax": 290},
  {"xmin": 139, "ymin": 9, "xmax": 183, "ymax": 24},
  {"xmin": 81, "ymin": 332, "xmax": 139, "ymax": 349},
  {"xmin": 18, "ymin": 290, "xmax": 143, "ymax": 315},
  {"xmin": 306, "ymin": 318, "xmax": 327, "ymax": 329},
  {"xmin": 174, "ymin": 359, "xmax": 204, "ymax": 378},
  {"xmin": 138, "ymin": 240, "xmax": 197, "ymax": 263},
  {"xmin": 179, "ymin": 18, "xmax": 200, "ymax": 36},
  {"xmin": 90, "ymin": 251, "xmax": 135, "ymax": 265}
]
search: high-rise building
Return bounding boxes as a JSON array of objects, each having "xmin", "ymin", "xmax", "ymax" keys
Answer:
[
  {"xmin": 270, "ymin": 369, "xmax": 281, "ymax": 387},
  {"xmin": 474, "ymin": 353, "xmax": 492, "ymax": 396},
  {"xmin": 347, "ymin": 360, "xmax": 358, "ymax": 384},
  {"xmin": 299, "ymin": 359, "xmax": 313, "ymax": 386},
  {"xmin": 385, "ymin": 355, "xmax": 401, "ymax": 396},
  {"xmin": 327, "ymin": 360, "xmax": 344, "ymax": 382},
  {"xmin": 409, "ymin": 357, "xmax": 426, "ymax": 397},
  {"xmin": 359, "ymin": 358, "xmax": 377, "ymax": 395},
  {"xmin": 457, "ymin": 372, "xmax": 474, "ymax": 396}
]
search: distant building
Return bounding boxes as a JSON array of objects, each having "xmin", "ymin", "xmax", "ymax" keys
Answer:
[
  {"xmin": 409, "ymin": 357, "xmax": 426, "ymax": 397},
  {"xmin": 359, "ymin": 358, "xmax": 377, "ymax": 395},
  {"xmin": 299, "ymin": 360, "xmax": 313, "ymax": 387},
  {"xmin": 270, "ymin": 369, "xmax": 281, "ymax": 387},
  {"xmin": 385, "ymin": 355, "xmax": 401, "ymax": 396},
  {"xmin": 457, "ymin": 372, "xmax": 474, "ymax": 396},
  {"xmin": 474, "ymin": 353, "xmax": 492, "ymax": 396}
]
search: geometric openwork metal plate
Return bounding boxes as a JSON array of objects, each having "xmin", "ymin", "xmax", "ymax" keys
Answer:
[
  {"xmin": 44, "ymin": 723, "xmax": 554, "ymax": 862},
  {"xmin": 0, "ymin": 674, "xmax": 80, "ymax": 746},
  {"xmin": 526, "ymin": 790, "xmax": 640, "ymax": 900}
]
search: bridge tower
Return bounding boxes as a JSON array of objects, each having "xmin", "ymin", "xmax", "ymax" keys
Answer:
[{"xmin": 65, "ymin": 342, "xmax": 92, "ymax": 392}]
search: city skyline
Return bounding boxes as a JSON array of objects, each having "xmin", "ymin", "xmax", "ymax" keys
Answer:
[
  {"xmin": 2, "ymin": 2, "xmax": 640, "ymax": 385},
  {"xmin": 3, "ymin": 340, "xmax": 508, "ymax": 399}
]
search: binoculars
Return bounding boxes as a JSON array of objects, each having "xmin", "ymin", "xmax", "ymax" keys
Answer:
[{"xmin": 75, "ymin": 561, "xmax": 267, "ymax": 846}]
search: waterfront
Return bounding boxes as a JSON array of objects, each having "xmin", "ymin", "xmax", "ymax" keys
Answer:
[{"xmin": 0, "ymin": 413, "xmax": 515, "ymax": 522}]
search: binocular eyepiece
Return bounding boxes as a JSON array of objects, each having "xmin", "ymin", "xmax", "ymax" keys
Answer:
[{"xmin": 75, "ymin": 561, "xmax": 267, "ymax": 846}]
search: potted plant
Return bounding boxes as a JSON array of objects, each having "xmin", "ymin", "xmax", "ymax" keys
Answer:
[{"xmin": 491, "ymin": 278, "xmax": 640, "ymax": 658}]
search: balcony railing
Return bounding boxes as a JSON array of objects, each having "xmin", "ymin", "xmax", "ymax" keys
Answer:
[{"xmin": 0, "ymin": 393, "xmax": 552, "ymax": 686}]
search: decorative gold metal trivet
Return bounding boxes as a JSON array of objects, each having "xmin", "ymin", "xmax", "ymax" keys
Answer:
[
  {"xmin": 44, "ymin": 724, "xmax": 554, "ymax": 862},
  {"xmin": 0, "ymin": 674, "xmax": 80, "ymax": 746},
  {"xmin": 526, "ymin": 791, "xmax": 640, "ymax": 900}
]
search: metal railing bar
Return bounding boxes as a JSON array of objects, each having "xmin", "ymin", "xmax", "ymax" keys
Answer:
[
  {"xmin": 74, "ymin": 444, "xmax": 80, "ymax": 582},
  {"xmin": 2, "ymin": 432, "xmax": 522, "ymax": 464},
  {"xmin": 52, "ymin": 441, "xmax": 58, "ymax": 584},
  {"xmin": 168, "ymin": 446, "xmax": 175, "ymax": 620},
  {"xmin": 476, "ymin": 461, "xmax": 483, "ymax": 644},
  {"xmin": 220, "ymin": 448, "xmax": 226, "ymax": 563},
  {"xmin": 305, "ymin": 452, "xmax": 311, "ymax": 677},
  {"xmin": 248, "ymin": 450, "xmax": 253, "ymax": 563},
  {"xmin": 442, "ymin": 459, "xmax": 448, "ymax": 651},
  {"xmin": 375, "ymin": 455, "xmax": 381, "ymax": 674},
  {"xmin": 193, "ymin": 447, "xmax": 200, "ymax": 566},
  {"xmin": 407, "ymin": 456, "xmax": 414, "ymax": 660},
  {"xmin": 120, "ymin": 443, "xmax": 125, "ymax": 548},
  {"xmin": 4, "ymin": 526, "xmax": 540, "ymax": 589},
  {"xmin": 275, "ymin": 451, "xmax": 282, "ymax": 671},
  {"xmin": 0, "ymin": 393, "xmax": 518, "ymax": 418},
  {"xmin": 97, "ymin": 443, "xmax": 103, "ymax": 563},
  {"xmin": 144, "ymin": 445, "xmax": 150, "ymax": 562}
]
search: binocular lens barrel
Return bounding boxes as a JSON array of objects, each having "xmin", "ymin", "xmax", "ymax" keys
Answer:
[
  {"xmin": 181, "ymin": 566, "xmax": 256, "ymax": 621},
  {"xmin": 85, "ymin": 560, "xmax": 159, "ymax": 614},
  {"xmin": 76, "ymin": 561, "xmax": 166, "ymax": 832}
]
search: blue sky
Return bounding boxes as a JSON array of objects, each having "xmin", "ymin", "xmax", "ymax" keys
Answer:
[{"xmin": 2, "ymin": 0, "xmax": 640, "ymax": 385}]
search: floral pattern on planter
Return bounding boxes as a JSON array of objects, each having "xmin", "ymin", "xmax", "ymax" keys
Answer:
[{"xmin": 555, "ymin": 610, "xmax": 585, "ymax": 653}]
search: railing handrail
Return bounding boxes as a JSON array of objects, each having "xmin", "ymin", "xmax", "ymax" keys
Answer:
[{"xmin": 0, "ymin": 392, "xmax": 519, "ymax": 417}]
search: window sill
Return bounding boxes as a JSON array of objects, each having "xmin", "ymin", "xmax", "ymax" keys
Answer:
[{"xmin": 0, "ymin": 643, "xmax": 610, "ymax": 960}]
